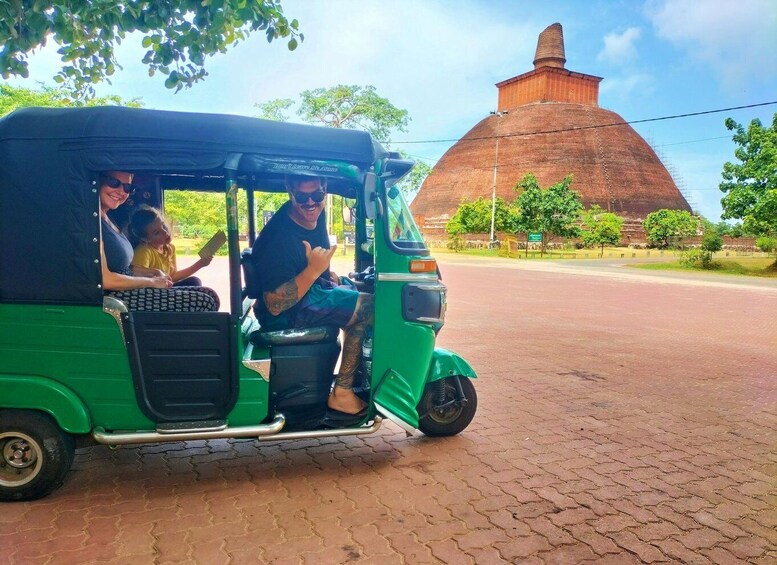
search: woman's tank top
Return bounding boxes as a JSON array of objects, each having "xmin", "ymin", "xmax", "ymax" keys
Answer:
[{"xmin": 101, "ymin": 218, "xmax": 134, "ymax": 275}]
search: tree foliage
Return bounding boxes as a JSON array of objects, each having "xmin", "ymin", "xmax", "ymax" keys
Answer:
[
  {"xmin": 254, "ymin": 97, "xmax": 294, "ymax": 122},
  {"xmin": 0, "ymin": 84, "xmax": 142, "ymax": 116},
  {"xmin": 580, "ymin": 205, "xmax": 624, "ymax": 256},
  {"xmin": 254, "ymin": 85, "xmax": 412, "ymax": 242},
  {"xmin": 719, "ymin": 113, "xmax": 777, "ymax": 236},
  {"xmin": 513, "ymin": 173, "xmax": 583, "ymax": 255},
  {"xmin": 0, "ymin": 0, "xmax": 302, "ymax": 96},
  {"xmin": 395, "ymin": 153, "xmax": 432, "ymax": 201},
  {"xmin": 445, "ymin": 197, "xmax": 518, "ymax": 236},
  {"xmin": 255, "ymin": 84, "xmax": 409, "ymax": 140},
  {"xmin": 700, "ymin": 230, "xmax": 723, "ymax": 254},
  {"xmin": 642, "ymin": 209, "xmax": 699, "ymax": 248},
  {"xmin": 164, "ymin": 189, "xmax": 286, "ymax": 240}
]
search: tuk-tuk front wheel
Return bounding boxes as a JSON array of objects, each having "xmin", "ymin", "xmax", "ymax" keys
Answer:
[
  {"xmin": 417, "ymin": 376, "xmax": 477, "ymax": 437},
  {"xmin": 0, "ymin": 410, "xmax": 75, "ymax": 501}
]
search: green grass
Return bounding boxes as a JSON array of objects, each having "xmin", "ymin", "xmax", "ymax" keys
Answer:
[
  {"xmin": 630, "ymin": 257, "xmax": 777, "ymax": 278},
  {"xmin": 431, "ymin": 246, "xmax": 684, "ymax": 260}
]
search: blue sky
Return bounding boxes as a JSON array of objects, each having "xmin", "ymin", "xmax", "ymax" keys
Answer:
[{"xmin": 6, "ymin": 0, "xmax": 777, "ymax": 221}]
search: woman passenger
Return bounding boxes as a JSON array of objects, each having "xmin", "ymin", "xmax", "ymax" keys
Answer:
[{"xmin": 99, "ymin": 171, "xmax": 219, "ymax": 311}]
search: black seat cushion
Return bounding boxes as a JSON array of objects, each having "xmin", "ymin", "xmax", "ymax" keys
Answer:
[{"xmin": 249, "ymin": 325, "xmax": 340, "ymax": 347}]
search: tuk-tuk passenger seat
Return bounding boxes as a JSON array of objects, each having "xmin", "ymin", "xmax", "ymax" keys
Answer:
[{"xmin": 240, "ymin": 248, "xmax": 339, "ymax": 347}]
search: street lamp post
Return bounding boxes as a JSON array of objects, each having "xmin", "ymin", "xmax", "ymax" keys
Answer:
[{"xmin": 489, "ymin": 110, "xmax": 508, "ymax": 244}]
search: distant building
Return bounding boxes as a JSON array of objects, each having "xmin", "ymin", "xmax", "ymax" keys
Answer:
[{"xmin": 411, "ymin": 23, "xmax": 692, "ymax": 243}]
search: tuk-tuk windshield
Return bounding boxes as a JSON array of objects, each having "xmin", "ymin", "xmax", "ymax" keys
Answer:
[{"xmin": 386, "ymin": 186, "xmax": 426, "ymax": 251}]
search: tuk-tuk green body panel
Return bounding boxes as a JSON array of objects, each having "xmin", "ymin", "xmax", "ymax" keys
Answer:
[
  {"xmin": 0, "ymin": 303, "xmax": 273, "ymax": 430},
  {"xmin": 0, "ymin": 304, "xmax": 154, "ymax": 430},
  {"xmin": 226, "ymin": 346, "xmax": 270, "ymax": 426},
  {"xmin": 371, "ymin": 319, "xmax": 435, "ymax": 430},
  {"xmin": 369, "ymin": 192, "xmax": 435, "ymax": 430},
  {"xmin": 372, "ymin": 369, "xmax": 420, "ymax": 430},
  {"xmin": 0, "ymin": 374, "xmax": 91, "ymax": 433}
]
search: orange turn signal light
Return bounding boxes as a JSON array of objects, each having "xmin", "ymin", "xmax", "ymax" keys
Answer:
[{"xmin": 409, "ymin": 259, "xmax": 437, "ymax": 273}]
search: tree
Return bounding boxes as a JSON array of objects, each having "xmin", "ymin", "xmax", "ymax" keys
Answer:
[
  {"xmin": 643, "ymin": 209, "xmax": 699, "ymax": 249},
  {"xmin": 164, "ymin": 189, "xmax": 286, "ymax": 241},
  {"xmin": 395, "ymin": 156, "xmax": 432, "ymax": 201},
  {"xmin": 513, "ymin": 173, "xmax": 582, "ymax": 256},
  {"xmin": 0, "ymin": 84, "xmax": 142, "ymax": 116},
  {"xmin": 0, "ymin": 1, "xmax": 301, "ymax": 96},
  {"xmin": 446, "ymin": 197, "xmax": 518, "ymax": 235},
  {"xmin": 720, "ymin": 113, "xmax": 777, "ymax": 238},
  {"xmin": 682, "ymin": 229, "xmax": 724, "ymax": 270},
  {"xmin": 256, "ymin": 90, "xmax": 422, "ymax": 198},
  {"xmin": 581, "ymin": 205, "xmax": 624, "ymax": 256},
  {"xmin": 254, "ymin": 85, "xmax": 411, "ymax": 242},
  {"xmin": 255, "ymin": 84, "xmax": 409, "ymax": 140},
  {"xmin": 701, "ymin": 230, "xmax": 724, "ymax": 254},
  {"xmin": 255, "ymin": 98, "xmax": 294, "ymax": 122}
]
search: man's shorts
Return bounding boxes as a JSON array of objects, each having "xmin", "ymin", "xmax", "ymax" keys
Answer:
[{"xmin": 294, "ymin": 283, "xmax": 359, "ymax": 328}]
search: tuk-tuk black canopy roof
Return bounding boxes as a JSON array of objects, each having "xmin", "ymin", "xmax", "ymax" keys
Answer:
[
  {"xmin": 0, "ymin": 106, "xmax": 387, "ymax": 305},
  {"xmin": 0, "ymin": 106, "xmax": 385, "ymax": 169}
]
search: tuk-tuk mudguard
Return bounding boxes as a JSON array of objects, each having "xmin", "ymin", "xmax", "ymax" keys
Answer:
[
  {"xmin": 0, "ymin": 375, "xmax": 91, "ymax": 434},
  {"xmin": 373, "ymin": 348, "xmax": 477, "ymax": 431},
  {"xmin": 427, "ymin": 348, "xmax": 478, "ymax": 383}
]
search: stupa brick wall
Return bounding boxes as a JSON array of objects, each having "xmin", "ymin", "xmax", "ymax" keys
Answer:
[{"xmin": 497, "ymin": 68, "xmax": 601, "ymax": 109}]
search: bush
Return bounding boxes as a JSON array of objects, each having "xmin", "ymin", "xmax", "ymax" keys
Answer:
[
  {"xmin": 447, "ymin": 232, "xmax": 464, "ymax": 252},
  {"xmin": 680, "ymin": 249, "xmax": 715, "ymax": 269},
  {"xmin": 701, "ymin": 230, "xmax": 723, "ymax": 253},
  {"xmin": 755, "ymin": 236, "xmax": 777, "ymax": 253}
]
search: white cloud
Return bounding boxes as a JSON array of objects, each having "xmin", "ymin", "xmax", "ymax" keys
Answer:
[
  {"xmin": 645, "ymin": 0, "xmax": 777, "ymax": 87},
  {"xmin": 598, "ymin": 27, "xmax": 642, "ymax": 64},
  {"xmin": 204, "ymin": 0, "xmax": 543, "ymax": 162}
]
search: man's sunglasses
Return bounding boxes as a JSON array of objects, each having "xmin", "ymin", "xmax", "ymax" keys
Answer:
[
  {"xmin": 292, "ymin": 189, "xmax": 326, "ymax": 204},
  {"xmin": 102, "ymin": 175, "xmax": 135, "ymax": 195}
]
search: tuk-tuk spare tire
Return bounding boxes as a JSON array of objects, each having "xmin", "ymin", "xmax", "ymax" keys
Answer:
[
  {"xmin": 0, "ymin": 410, "xmax": 75, "ymax": 501},
  {"xmin": 417, "ymin": 376, "xmax": 477, "ymax": 437}
]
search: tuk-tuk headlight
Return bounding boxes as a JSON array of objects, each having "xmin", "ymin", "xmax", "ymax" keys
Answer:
[{"xmin": 402, "ymin": 283, "xmax": 447, "ymax": 326}]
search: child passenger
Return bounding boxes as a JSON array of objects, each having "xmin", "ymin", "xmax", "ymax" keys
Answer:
[{"xmin": 129, "ymin": 206, "xmax": 213, "ymax": 287}]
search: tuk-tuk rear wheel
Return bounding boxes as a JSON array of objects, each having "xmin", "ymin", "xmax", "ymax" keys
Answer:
[
  {"xmin": 0, "ymin": 410, "xmax": 75, "ymax": 501},
  {"xmin": 417, "ymin": 376, "xmax": 477, "ymax": 437}
]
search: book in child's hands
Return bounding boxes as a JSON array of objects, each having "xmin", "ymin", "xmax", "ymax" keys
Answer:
[{"xmin": 198, "ymin": 230, "xmax": 227, "ymax": 258}]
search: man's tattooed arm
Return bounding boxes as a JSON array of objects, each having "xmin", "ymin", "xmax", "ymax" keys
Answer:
[
  {"xmin": 263, "ymin": 242, "xmax": 335, "ymax": 316},
  {"xmin": 264, "ymin": 280, "xmax": 301, "ymax": 316}
]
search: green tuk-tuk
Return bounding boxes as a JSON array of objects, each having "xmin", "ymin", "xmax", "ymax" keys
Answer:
[{"xmin": 0, "ymin": 106, "xmax": 477, "ymax": 501}]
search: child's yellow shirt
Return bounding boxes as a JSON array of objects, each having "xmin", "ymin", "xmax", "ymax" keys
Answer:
[{"xmin": 131, "ymin": 243, "xmax": 177, "ymax": 275}]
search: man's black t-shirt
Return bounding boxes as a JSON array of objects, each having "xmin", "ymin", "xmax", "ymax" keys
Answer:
[{"xmin": 250, "ymin": 200, "xmax": 330, "ymax": 326}]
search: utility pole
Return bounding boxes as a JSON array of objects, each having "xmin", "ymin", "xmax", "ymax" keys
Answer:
[{"xmin": 489, "ymin": 110, "xmax": 508, "ymax": 245}]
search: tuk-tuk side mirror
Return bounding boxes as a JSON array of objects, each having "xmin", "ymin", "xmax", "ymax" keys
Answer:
[{"xmin": 363, "ymin": 172, "xmax": 378, "ymax": 220}]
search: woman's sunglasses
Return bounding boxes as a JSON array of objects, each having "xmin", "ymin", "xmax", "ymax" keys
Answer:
[
  {"xmin": 292, "ymin": 189, "xmax": 326, "ymax": 204},
  {"xmin": 102, "ymin": 175, "xmax": 135, "ymax": 195}
]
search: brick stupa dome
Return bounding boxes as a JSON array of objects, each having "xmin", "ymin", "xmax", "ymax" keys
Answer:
[{"xmin": 411, "ymin": 23, "xmax": 691, "ymax": 238}]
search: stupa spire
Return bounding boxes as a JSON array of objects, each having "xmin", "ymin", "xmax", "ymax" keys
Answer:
[{"xmin": 533, "ymin": 23, "xmax": 566, "ymax": 69}]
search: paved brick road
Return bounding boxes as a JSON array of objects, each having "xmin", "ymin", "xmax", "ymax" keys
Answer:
[{"xmin": 2, "ymin": 258, "xmax": 775, "ymax": 564}]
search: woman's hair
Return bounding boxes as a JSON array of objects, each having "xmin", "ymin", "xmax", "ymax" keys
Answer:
[{"xmin": 128, "ymin": 205, "xmax": 163, "ymax": 247}]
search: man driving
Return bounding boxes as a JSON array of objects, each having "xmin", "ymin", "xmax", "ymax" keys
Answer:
[{"xmin": 250, "ymin": 175, "xmax": 372, "ymax": 416}]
